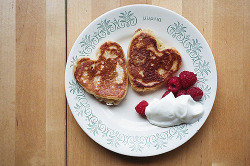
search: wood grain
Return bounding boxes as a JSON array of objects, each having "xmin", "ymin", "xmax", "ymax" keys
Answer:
[
  {"xmin": 0, "ymin": 0, "xmax": 249, "ymax": 165},
  {"xmin": 212, "ymin": 0, "xmax": 249, "ymax": 165},
  {"xmin": 46, "ymin": 0, "xmax": 66, "ymax": 165},
  {"xmin": 0, "ymin": 0, "xmax": 67, "ymax": 165},
  {"xmin": 16, "ymin": 0, "xmax": 46, "ymax": 165},
  {"xmin": 152, "ymin": 0, "xmax": 182, "ymax": 15},
  {"xmin": 0, "ymin": 0, "xmax": 15, "ymax": 166}
]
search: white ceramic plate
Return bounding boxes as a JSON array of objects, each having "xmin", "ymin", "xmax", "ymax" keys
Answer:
[{"xmin": 65, "ymin": 4, "xmax": 217, "ymax": 157}]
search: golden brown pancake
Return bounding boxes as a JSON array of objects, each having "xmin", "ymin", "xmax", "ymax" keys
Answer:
[
  {"xmin": 74, "ymin": 41, "xmax": 128, "ymax": 105},
  {"xmin": 127, "ymin": 29, "xmax": 182, "ymax": 91}
]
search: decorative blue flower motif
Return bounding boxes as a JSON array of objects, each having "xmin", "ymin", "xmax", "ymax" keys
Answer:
[
  {"xmin": 74, "ymin": 94, "xmax": 87, "ymax": 103},
  {"xmin": 153, "ymin": 135, "xmax": 168, "ymax": 150},
  {"xmin": 80, "ymin": 35, "xmax": 95, "ymax": 48},
  {"xmin": 129, "ymin": 136, "xmax": 145, "ymax": 152},
  {"xmin": 119, "ymin": 11, "xmax": 137, "ymax": 27},
  {"xmin": 88, "ymin": 118, "xmax": 102, "ymax": 136},
  {"xmin": 107, "ymin": 132, "xmax": 121, "ymax": 148},
  {"xmin": 187, "ymin": 39, "xmax": 202, "ymax": 54},
  {"xmin": 198, "ymin": 84, "xmax": 211, "ymax": 100},
  {"xmin": 74, "ymin": 102, "xmax": 86, "ymax": 117},
  {"xmin": 172, "ymin": 22, "xmax": 187, "ymax": 37},
  {"xmin": 197, "ymin": 76, "xmax": 208, "ymax": 86},
  {"xmin": 195, "ymin": 60, "xmax": 211, "ymax": 76},
  {"xmin": 97, "ymin": 19, "xmax": 112, "ymax": 35},
  {"xmin": 69, "ymin": 80, "xmax": 83, "ymax": 94},
  {"xmin": 112, "ymin": 18, "xmax": 123, "ymax": 29},
  {"xmin": 79, "ymin": 35, "xmax": 97, "ymax": 54},
  {"xmin": 70, "ymin": 55, "xmax": 78, "ymax": 67},
  {"xmin": 169, "ymin": 124, "xmax": 188, "ymax": 140}
]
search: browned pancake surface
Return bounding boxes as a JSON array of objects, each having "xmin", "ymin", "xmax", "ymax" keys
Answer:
[
  {"xmin": 74, "ymin": 42, "xmax": 128, "ymax": 103},
  {"xmin": 128, "ymin": 29, "xmax": 182, "ymax": 91}
]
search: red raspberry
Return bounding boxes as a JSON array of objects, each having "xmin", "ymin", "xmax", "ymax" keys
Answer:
[
  {"xmin": 135, "ymin": 100, "xmax": 148, "ymax": 116},
  {"xmin": 162, "ymin": 90, "xmax": 170, "ymax": 98},
  {"xmin": 179, "ymin": 71, "xmax": 197, "ymax": 89},
  {"xmin": 167, "ymin": 77, "xmax": 182, "ymax": 93},
  {"xmin": 176, "ymin": 89, "xmax": 187, "ymax": 97},
  {"xmin": 187, "ymin": 87, "xmax": 203, "ymax": 101}
]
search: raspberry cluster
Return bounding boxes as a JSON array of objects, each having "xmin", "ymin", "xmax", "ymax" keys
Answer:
[{"xmin": 164, "ymin": 71, "xmax": 203, "ymax": 101}]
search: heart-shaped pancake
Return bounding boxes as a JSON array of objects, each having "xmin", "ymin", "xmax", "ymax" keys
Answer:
[
  {"xmin": 74, "ymin": 41, "xmax": 128, "ymax": 105},
  {"xmin": 127, "ymin": 29, "xmax": 182, "ymax": 91}
]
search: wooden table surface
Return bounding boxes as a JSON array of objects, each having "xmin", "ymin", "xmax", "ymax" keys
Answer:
[{"xmin": 1, "ymin": 0, "xmax": 249, "ymax": 165}]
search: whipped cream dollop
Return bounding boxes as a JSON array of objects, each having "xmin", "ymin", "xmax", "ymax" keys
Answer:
[{"xmin": 145, "ymin": 92, "xmax": 204, "ymax": 127}]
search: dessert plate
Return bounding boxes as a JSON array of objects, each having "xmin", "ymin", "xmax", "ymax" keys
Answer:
[{"xmin": 65, "ymin": 4, "xmax": 217, "ymax": 157}]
